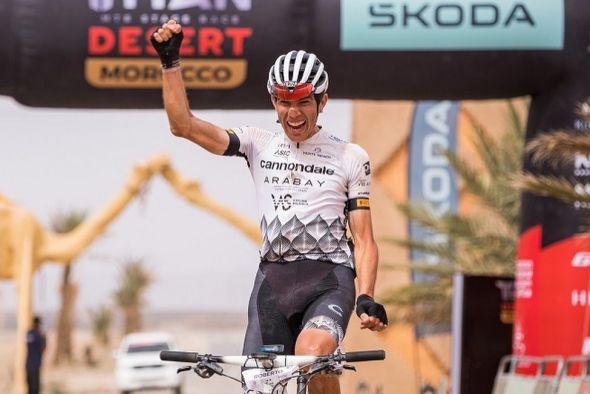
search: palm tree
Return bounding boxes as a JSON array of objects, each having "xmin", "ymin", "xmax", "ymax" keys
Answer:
[
  {"xmin": 113, "ymin": 258, "xmax": 153, "ymax": 334},
  {"xmin": 50, "ymin": 209, "xmax": 87, "ymax": 365},
  {"xmin": 85, "ymin": 304, "xmax": 114, "ymax": 366},
  {"xmin": 88, "ymin": 304, "xmax": 114, "ymax": 347},
  {"xmin": 382, "ymin": 100, "xmax": 526, "ymax": 325},
  {"xmin": 518, "ymin": 99, "xmax": 590, "ymax": 213}
]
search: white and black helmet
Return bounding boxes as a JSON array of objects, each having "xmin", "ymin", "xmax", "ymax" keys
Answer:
[{"xmin": 267, "ymin": 50, "xmax": 329, "ymax": 96}]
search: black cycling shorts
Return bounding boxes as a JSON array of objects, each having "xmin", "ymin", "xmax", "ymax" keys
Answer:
[{"xmin": 242, "ymin": 259, "xmax": 356, "ymax": 356}]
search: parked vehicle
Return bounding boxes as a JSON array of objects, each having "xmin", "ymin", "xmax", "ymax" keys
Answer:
[{"xmin": 114, "ymin": 331, "xmax": 183, "ymax": 394}]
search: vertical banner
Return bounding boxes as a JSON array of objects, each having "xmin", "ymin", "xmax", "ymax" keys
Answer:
[
  {"xmin": 409, "ymin": 101, "xmax": 459, "ymax": 337},
  {"xmin": 514, "ymin": 156, "xmax": 590, "ymax": 358}
]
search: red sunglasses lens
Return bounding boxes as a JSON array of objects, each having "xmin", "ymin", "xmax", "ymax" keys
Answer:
[{"xmin": 272, "ymin": 83, "xmax": 314, "ymax": 101}]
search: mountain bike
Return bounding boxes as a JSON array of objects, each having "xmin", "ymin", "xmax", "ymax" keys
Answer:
[{"xmin": 160, "ymin": 346, "xmax": 385, "ymax": 393}]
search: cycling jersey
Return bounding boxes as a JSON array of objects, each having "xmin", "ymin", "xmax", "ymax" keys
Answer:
[{"xmin": 224, "ymin": 127, "xmax": 372, "ymax": 268}]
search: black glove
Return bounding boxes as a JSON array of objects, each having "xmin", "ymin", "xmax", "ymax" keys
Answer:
[
  {"xmin": 356, "ymin": 294, "xmax": 388, "ymax": 325},
  {"xmin": 150, "ymin": 28, "xmax": 184, "ymax": 69}
]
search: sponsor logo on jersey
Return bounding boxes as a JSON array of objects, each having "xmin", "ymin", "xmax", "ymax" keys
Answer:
[
  {"xmin": 271, "ymin": 194, "xmax": 292, "ymax": 211},
  {"xmin": 260, "ymin": 160, "xmax": 335, "ymax": 175},
  {"xmin": 302, "ymin": 150, "xmax": 333, "ymax": 159},
  {"xmin": 363, "ymin": 161, "xmax": 371, "ymax": 175},
  {"xmin": 273, "ymin": 149, "xmax": 291, "ymax": 158},
  {"xmin": 264, "ymin": 176, "xmax": 326, "ymax": 188},
  {"xmin": 327, "ymin": 134, "xmax": 345, "ymax": 143},
  {"xmin": 271, "ymin": 194, "xmax": 309, "ymax": 211}
]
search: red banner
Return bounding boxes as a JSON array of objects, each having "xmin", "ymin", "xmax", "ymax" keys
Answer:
[{"xmin": 515, "ymin": 226, "xmax": 590, "ymax": 358}]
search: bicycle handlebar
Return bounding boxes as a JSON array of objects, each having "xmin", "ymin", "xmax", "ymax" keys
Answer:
[
  {"xmin": 343, "ymin": 350, "xmax": 386, "ymax": 362},
  {"xmin": 160, "ymin": 350, "xmax": 201, "ymax": 363},
  {"xmin": 160, "ymin": 349, "xmax": 386, "ymax": 365}
]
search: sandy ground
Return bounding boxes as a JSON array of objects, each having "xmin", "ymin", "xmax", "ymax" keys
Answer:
[
  {"xmin": 0, "ymin": 317, "xmax": 253, "ymax": 394},
  {"xmin": 0, "ymin": 311, "xmax": 376, "ymax": 393}
]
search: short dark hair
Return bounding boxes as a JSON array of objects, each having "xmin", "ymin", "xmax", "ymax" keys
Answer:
[{"xmin": 33, "ymin": 316, "xmax": 42, "ymax": 327}]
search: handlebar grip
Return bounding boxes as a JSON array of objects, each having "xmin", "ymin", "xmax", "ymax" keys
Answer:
[
  {"xmin": 160, "ymin": 350, "xmax": 199, "ymax": 363},
  {"xmin": 344, "ymin": 350, "xmax": 386, "ymax": 362}
]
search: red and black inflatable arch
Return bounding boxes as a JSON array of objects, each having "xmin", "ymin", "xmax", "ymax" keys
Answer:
[{"xmin": 1, "ymin": 0, "xmax": 589, "ymax": 358}]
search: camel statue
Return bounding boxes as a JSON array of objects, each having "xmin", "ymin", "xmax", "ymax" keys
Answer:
[{"xmin": 0, "ymin": 154, "xmax": 260, "ymax": 394}]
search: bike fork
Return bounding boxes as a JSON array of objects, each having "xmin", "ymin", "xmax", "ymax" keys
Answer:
[{"xmin": 296, "ymin": 375, "xmax": 308, "ymax": 394}]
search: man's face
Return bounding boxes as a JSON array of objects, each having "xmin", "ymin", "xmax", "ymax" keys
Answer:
[{"xmin": 272, "ymin": 93, "xmax": 328, "ymax": 143}]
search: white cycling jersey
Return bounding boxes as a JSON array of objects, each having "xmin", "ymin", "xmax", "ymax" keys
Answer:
[{"xmin": 224, "ymin": 126, "xmax": 371, "ymax": 268}]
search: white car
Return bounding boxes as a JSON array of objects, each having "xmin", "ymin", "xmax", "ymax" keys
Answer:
[{"xmin": 114, "ymin": 331, "xmax": 183, "ymax": 394}]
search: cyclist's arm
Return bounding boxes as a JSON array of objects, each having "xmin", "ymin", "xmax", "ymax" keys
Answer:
[
  {"xmin": 348, "ymin": 209, "xmax": 378, "ymax": 298},
  {"xmin": 349, "ymin": 209, "xmax": 387, "ymax": 331},
  {"xmin": 155, "ymin": 20, "xmax": 229, "ymax": 155},
  {"xmin": 162, "ymin": 68, "xmax": 229, "ymax": 155}
]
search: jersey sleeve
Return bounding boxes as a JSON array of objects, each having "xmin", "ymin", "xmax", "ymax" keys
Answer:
[
  {"xmin": 345, "ymin": 143, "xmax": 372, "ymax": 211},
  {"xmin": 223, "ymin": 126, "xmax": 274, "ymax": 165}
]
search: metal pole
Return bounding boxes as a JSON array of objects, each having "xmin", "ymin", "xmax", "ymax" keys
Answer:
[{"xmin": 451, "ymin": 273, "xmax": 464, "ymax": 394}]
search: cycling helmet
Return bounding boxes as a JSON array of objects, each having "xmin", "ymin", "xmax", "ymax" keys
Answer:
[{"xmin": 267, "ymin": 50, "xmax": 329, "ymax": 101}]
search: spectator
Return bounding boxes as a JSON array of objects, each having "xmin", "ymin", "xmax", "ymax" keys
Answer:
[{"xmin": 26, "ymin": 316, "xmax": 46, "ymax": 394}]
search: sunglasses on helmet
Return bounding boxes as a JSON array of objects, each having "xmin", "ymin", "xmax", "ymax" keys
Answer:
[{"xmin": 271, "ymin": 83, "xmax": 314, "ymax": 101}]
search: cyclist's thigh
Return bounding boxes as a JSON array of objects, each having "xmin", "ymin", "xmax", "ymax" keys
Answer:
[
  {"xmin": 300, "ymin": 265, "xmax": 355, "ymax": 345},
  {"xmin": 242, "ymin": 265, "xmax": 296, "ymax": 355}
]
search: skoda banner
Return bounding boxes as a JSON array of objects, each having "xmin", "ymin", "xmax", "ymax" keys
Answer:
[
  {"xmin": 341, "ymin": 0, "xmax": 564, "ymax": 51},
  {"xmin": 409, "ymin": 101, "xmax": 459, "ymax": 337}
]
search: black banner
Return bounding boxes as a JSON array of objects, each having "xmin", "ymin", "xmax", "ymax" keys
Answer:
[{"xmin": 0, "ymin": 0, "xmax": 588, "ymax": 110}]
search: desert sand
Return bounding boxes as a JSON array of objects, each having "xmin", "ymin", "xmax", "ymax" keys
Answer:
[{"xmin": 1, "ymin": 312, "xmax": 250, "ymax": 394}]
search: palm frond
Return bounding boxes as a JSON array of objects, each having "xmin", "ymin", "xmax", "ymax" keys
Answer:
[
  {"xmin": 382, "ymin": 282, "xmax": 452, "ymax": 324},
  {"xmin": 381, "ymin": 262, "xmax": 455, "ymax": 277},
  {"xmin": 526, "ymin": 131, "xmax": 590, "ymax": 169},
  {"xmin": 506, "ymin": 99, "xmax": 527, "ymax": 138},
  {"xmin": 576, "ymin": 100, "xmax": 590, "ymax": 119},
  {"xmin": 444, "ymin": 152, "xmax": 520, "ymax": 229},
  {"xmin": 389, "ymin": 237, "xmax": 456, "ymax": 261},
  {"xmin": 398, "ymin": 202, "xmax": 476, "ymax": 238},
  {"xmin": 50, "ymin": 209, "xmax": 88, "ymax": 233},
  {"xmin": 516, "ymin": 173, "xmax": 590, "ymax": 204},
  {"xmin": 113, "ymin": 259, "xmax": 153, "ymax": 308},
  {"xmin": 460, "ymin": 102, "xmax": 525, "ymax": 225},
  {"xmin": 383, "ymin": 100, "xmax": 526, "ymax": 327}
]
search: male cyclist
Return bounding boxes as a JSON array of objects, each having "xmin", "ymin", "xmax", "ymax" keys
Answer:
[{"xmin": 151, "ymin": 20, "xmax": 388, "ymax": 394}]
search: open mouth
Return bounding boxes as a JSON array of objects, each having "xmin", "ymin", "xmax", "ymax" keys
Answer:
[{"xmin": 287, "ymin": 120, "xmax": 306, "ymax": 130}]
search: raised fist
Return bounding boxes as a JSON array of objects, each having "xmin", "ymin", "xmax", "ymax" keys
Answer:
[{"xmin": 151, "ymin": 20, "xmax": 184, "ymax": 69}]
